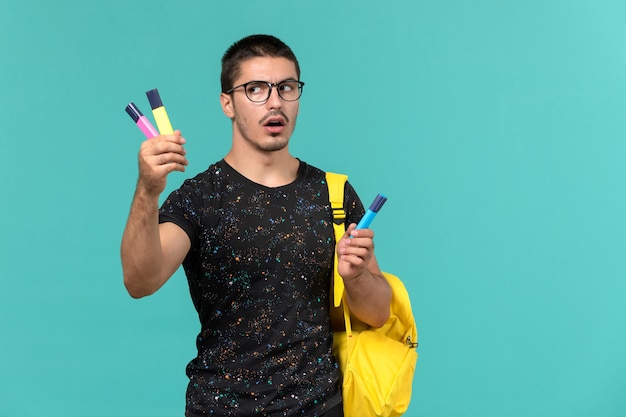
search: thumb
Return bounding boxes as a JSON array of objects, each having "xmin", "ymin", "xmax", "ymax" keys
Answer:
[{"xmin": 343, "ymin": 223, "xmax": 357, "ymax": 239}]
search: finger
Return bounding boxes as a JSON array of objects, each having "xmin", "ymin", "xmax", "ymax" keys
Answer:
[
  {"xmin": 140, "ymin": 153, "xmax": 185, "ymax": 170},
  {"xmin": 164, "ymin": 131, "xmax": 186, "ymax": 145},
  {"xmin": 345, "ymin": 223, "xmax": 357, "ymax": 237},
  {"xmin": 339, "ymin": 232, "xmax": 372, "ymax": 258},
  {"xmin": 345, "ymin": 232, "xmax": 374, "ymax": 249},
  {"xmin": 153, "ymin": 139, "xmax": 187, "ymax": 155},
  {"xmin": 146, "ymin": 159, "xmax": 187, "ymax": 178},
  {"xmin": 339, "ymin": 252, "xmax": 369, "ymax": 270},
  {"xmin": 141, "ymin": 147, "xmax": 187, "ymax": 169},
  {"xmin": 162, "ymin": 160, "xmax": 187, "ymax": 174},
  {"xmin": 142, "ymin": 131, "xmax": 186, "ymax": 148},
  {"xmin": 154, "ymin": 152, "xmax": 188, "ymax": 166},
  {"xmin": 349, "ymin": 227, "xmax": 374, "ymax": 239}
]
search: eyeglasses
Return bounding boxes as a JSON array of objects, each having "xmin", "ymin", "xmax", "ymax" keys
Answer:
[{"xmin": 226, "ymin": 79, "xmax": 305, "ymax": 103}]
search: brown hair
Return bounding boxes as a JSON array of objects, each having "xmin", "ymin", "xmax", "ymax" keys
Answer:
[{"xmin": 221, "ymin": 34, "xmax": 301, "ymax": 93}]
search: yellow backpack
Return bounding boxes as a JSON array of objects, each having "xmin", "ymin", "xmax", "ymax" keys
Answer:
[{"xmin": 326, "ymin": 172, "xmax": 418, "ymax": 417}]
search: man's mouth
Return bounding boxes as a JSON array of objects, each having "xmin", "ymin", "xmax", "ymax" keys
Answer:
[
  {"xmin": 262, "ymin": 114, "xmax": 287, "ymax": 134},
  {"xmin": 265, "ymin": 119, "xmax": 284, "ymax": 127}
]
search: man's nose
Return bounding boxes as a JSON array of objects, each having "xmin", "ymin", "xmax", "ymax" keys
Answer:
[{"xmin": 266, "ymin": 86, "xmax": 282, "ymax": 108}]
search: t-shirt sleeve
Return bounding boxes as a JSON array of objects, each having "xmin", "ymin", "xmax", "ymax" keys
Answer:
[
  {"xmin": 344, "ymin": 181, "xmax": 366, "ymax": 225},
  {"xmin": 159, "ymin": 185, "xmax": 199, "ymax": 246}
]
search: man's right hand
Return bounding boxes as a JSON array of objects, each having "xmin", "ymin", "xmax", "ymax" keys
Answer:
[{"xmin": 137, "ymin": 130, "xmax": 188, "ymax": 196}]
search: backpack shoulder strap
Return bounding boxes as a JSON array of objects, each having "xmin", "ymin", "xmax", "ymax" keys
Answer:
[
  {"xmin": 326, "ymin": 172, "xmax": 348, "ymax": 224},
  {"xmin": 325, "ymin": 172, "xmax": 348, "ymax": 308}
]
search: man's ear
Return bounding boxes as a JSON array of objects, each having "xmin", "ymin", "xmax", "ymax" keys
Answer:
[{"xmin": 220, "ymin": 93, "xmax": 235, "ymax": 119}]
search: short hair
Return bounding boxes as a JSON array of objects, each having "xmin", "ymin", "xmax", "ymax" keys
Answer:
[{"xmin": 221, "ymin": 34, "xmax": 301, "ymax": 93}]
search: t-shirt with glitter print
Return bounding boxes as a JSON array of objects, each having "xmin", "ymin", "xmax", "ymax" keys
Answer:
[{"xmin": 159, "ymin": 159, "xmax": 365, "ymax": 417}]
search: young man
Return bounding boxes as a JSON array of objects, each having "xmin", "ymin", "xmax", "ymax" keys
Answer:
[{"xmin": 121, "ymin": 34, "xmax": 391, "ymax": 417}]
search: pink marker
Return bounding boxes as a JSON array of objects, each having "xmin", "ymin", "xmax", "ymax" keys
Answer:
[{"xmin": 125, "ymin": 102, "xmax": 159, "ymax": 139}]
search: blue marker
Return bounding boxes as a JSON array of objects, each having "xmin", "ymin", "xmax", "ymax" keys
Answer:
[{"xmin": 355, "ymin": 194, "xmax": 388, "ymax": 230}]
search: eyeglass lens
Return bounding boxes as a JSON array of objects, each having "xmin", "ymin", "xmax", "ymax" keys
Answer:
[{"xmin": 245, "ymin": 81, "xmax": 302, "ymax": 102}]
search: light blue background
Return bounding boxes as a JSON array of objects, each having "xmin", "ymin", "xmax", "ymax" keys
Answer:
[{"xmin": 1, "ymin": 1, "xmax": 625, "ymax": 416}]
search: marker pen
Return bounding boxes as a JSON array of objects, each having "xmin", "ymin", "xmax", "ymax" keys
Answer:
[
  {"xmin": 355, "ymin": 194, "xmax": 388, "ymax": 230},
  {"xmin": 125, "ymin": 102, "xmax": 159, "ymax": 139},
  {"xmin": 146, "ymin": 88, "xmax": 174, "ymax": 135}
]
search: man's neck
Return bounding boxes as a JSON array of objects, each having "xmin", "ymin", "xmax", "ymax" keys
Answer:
[{"xmin": 224, "ymin": 150, "xmax": 300, "ymax": 188}]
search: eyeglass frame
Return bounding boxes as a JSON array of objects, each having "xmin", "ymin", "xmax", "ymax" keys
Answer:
[{"xmin": 225, "ymin": 79, "xmax": 305, "ymax": 103}]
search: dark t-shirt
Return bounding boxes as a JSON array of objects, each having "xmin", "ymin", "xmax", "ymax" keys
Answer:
[{"xmin": 159, "ymin": 159, "xmax": 365, "ymax": 416}]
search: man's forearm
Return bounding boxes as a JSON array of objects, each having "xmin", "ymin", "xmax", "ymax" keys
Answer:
[
  {"xmin": 121, "ymin": 188, "xmax": 164, "ymax": 298},
  {"xmin": 344, "ymin": 270, "xmax": 392, "ymax": 328}
]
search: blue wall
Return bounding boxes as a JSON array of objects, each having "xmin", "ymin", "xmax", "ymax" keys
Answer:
[{"xmin": 1, "ymin": 1, "xmax": 625, "ymax": 415}]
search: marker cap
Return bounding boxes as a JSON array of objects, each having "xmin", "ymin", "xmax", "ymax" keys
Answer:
[
  {"xmin": 369, "ymin": 194, "xmax": 388, "ymax": 213},
  {"xmin": 146, "ymin": 88, "xmax": 164, "ymax": 109},
  {"xmin": 125, "ymin": 102, "xmax": 143, "ymax": 123}
]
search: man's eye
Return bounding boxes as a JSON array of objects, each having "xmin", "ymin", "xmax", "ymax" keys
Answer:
[
  {"xmin": 247, "ymin": 84, "xmax": 265, "ymax": 94},
  {"xmin": 279, "ymin": 82, "xmax": 297, "ymax": 92}
]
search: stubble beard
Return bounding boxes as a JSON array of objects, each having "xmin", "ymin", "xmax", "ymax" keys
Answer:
[{"xmin": 234, "ymin": 114, "xmax": 297, "ymax": 153}]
